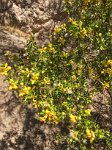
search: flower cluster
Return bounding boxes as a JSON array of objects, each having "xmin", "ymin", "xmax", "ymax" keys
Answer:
[
  {"xmin": 2, "ymin": 0, "xmax": 111, "ymax": 149},
  {"xmin": 0, "ymin": 63, "xmax": 11, "ymax": 76}
]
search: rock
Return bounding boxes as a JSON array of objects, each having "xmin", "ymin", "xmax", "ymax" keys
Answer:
[
  {"xmin": 0, "ymin": 0, "xmax": 67, "ymax": 45},
  {"xmin": 0, "ymin": 25, "xmax": 27, "ymax": 61}
]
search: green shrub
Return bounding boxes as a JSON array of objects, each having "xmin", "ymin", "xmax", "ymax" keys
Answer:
[{"xmin": 0, "ymin": 0, "xmax": 111, "ymax": 149}]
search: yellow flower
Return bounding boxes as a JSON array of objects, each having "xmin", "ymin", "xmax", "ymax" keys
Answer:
[
  {"xmin": 77, "ymin": 68, "xmax": 82, "ymax": 75},
  {"xmin": 71, "ymin": 75, "xmax": 76, "ymax": 81},
  {"xmin": 70, "ymin": 130, "xmax": 78, "ymax": 140},
  {"xmin": 99, "ymin": 33, "xmax": 102, "ymax": 37},
  {"xmin": 101, "ymin": 69, "xmax": 105, "ymax": 74},
  {"xmin": 46, "ymin": 110, "xmax": 59, "ymax": 124},
  {"xmin": 54, "ymin": 27, "xmax": 62, "ymax": 33},
  {"xmin": 93, "ymin": 75, "xmax": 99, "ymax": 80},
  {"xmin": 39, "ymin": 47, "xmax": 47, "ymax": 53},
  {"xmin": 26, "ymin": 68, "xmax": 31, "ymax": 74},
  {"xmin": 86, "ymin": 128, "xmax": 95, "ymax": 143},
  {"xmin": 102, "ymin": 61, "xmax": 108, "ymax": 67},
  {"xmin": 0, "ymin": 63, "xmax": 11, "ymax": 76},
  {"xmin": 39, "ymin": 115, "xmax": 47, "ymax": 123},
  {"xmin": 30, "ymin": 73, "xmax": 39, "ymax": 84},
  {"xmin": 102, "ymin": 82, "xmax": 109, "ymax": 89},
  {"xmin": 19, "ymin": 86, "xmax": 31, "ymax": 97},
  {"xmin": 85, "ymin": 109, "xmax": 91, "ymax": 116},
  {"xmin": 21, "ymin": 68, "xmax": 32, "ymax": 77},
  {"xmin": 58, "ymin": 37, "xmax": 65, "ymax": 45},
  {"xmin": 69, "ymin": 60, "xmax": 74, "ymax": 65},
  {"xmin": 69, "ymin": 18, "xmax": 78, "ymax": 26},
  {"xmin": 32, "ymin": 99, "xmax": 39, "ymax": 108},
  {"xmin": 69, "ymin": 114, "xmax": 77, "ymax": 123},
  {"xmin": 43, "ymin": 77, "xmax": 50, "ymax": 85},
  {"xmin": 9, "ymin": 79, "xmax": 18, "ymax": 90},
  {"xmin": 60, "ymin": 23, "xmax": 66, "ymax": 29},
  {"xmin": 48, "ymin": 43, "xmax": 56, "ymax": 53},
  {"xmin": 80, "ymin": 28, "xmax": 87, "ymax": 38},
  {"xmin": 63, "ymin": 88, "xmax": 73, "ymax": 94},
  {"xmin": 106, "ymin": 68, "xmax": 112, "ymax": 75},
  {"xmin": 39, "ymin": 110, "xmax": 59, "ymax": 124},
  {"xmin": 83, "ymin": 0, "xmax": 90, "ymax": 6},
  {"xmin": 107, "ymin": 60, "xmax": 112, "ymax": 66}
]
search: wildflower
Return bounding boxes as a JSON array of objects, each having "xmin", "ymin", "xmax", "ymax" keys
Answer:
[
  {"xmin": 48, "ymin": 43, "xmax": 56, "ymax": 53},
  {"xmin": 93, "ymin": 75, "xmax": 99, "ymax": 80},
  {"xmin": 58, "ymin": 82, "xmax": 63, "ymax": 90},
  {"xmin": 9, "ymin": 79, "xmax": 18, "ymax": 90},
  {"xmin": 54, "ymin": 27, "xmax": 62, "ymax": 33},
  {"xmin": 0, "ymin": 63, "xmax": 11, "ymax": 76},
  {"xmin": 102, "ymin": 82, "xmax": 109, "ymax": 89},
  {"xmin": 30, "ymin": 73, "xmax": 39, "ymax": 84},
  {"xmin": 39, "ymin": 115, "xmax": 47, "ymax": 123},
  {"xmin": 99, "ymin": 33, "xmax": 102, "ymax": 37},
  {"xmin": 58, "ymin": 37, "xmax": 65, "ymax": 45},
  {"xmin": 69, "ymin": 18, "xmax": 78, "ymax": 26},
  {"xmin": 69, "ymin": 114, "xmax": 77, "ymax": 123},
  {"xmin": 86, "ymin": 128, "xmax": 95, "ymax": 143},
  {"xmin": 32, "ymin": 99, "xmax": 39, "ymax": 108},
  {"xmin": 63, "ymin": 88, "xmax": 73, "ymax": 94},
  {"xmin": 107, "ymin": 60, "xmax": 112, "ymax": 66},
  {"xmin": 21, "ymin": 68, "xmax": 32, "ymax": 77},
  {"xmin": 39, "ymin": 47, "xmax": 47, "ymax": 53},
  {"xmin": 71, "ymin": 75, "xmax": 76, "ymax": 81},
  {"xmin": 70, "ymin": 130, "xmax": 78, "ymax": 140},
  {"xmin": 83, "ymin": 0, "xmax": 90, "ymax": 6},
  {"xmin": 69, "ymin": 60, "xmax": 75, "ymax": 66},
  {"xmin": 39, "ymin": 110, "xmax": 59, "ymax": 124},
  {"xmin": 60, "ymin": 23, "xmax": 67, "ymax": 30},
  {"xmin": 85, "ymin": 109, "xmax": 91, "ymax": 116},
  {"xmin": 60, "ymin": 51, "xmax": 68, "ymax": 57},
  {"xmin": 102, "ymin": 61, "xmax": 107, "ymax": 67},
  {"xmin": 80, "ymin": 28, "xmax": 87, "ymax": 38},
  {"xmin": 25, "ymin": 68, "xmax": 32, "ymax": 74},
  {"xmin": 19, "ymin": 86, "xmax": 31, "ymax": 97},
  {"xmin": 106, "ymin": 68, "xmax": 112, "ymax": 75},
  {"xmin": 46, "ymin": 110, "xmax": 59, "ymax": 124},
  {"xmin": 101, "ymin": 69, "xmax": 105, "ymax": 74},
  {"xmin": 77, "ymin": 68, "xmax": 82, "ymax": 75},
  {"xmin": 43, "ymin": 77, "xmax": 50, "ymax": 85}
]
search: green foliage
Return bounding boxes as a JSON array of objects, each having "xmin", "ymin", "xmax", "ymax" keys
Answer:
[{"xmin": 0, "ymin": 0, "xmax": 112, "ymax": 149}]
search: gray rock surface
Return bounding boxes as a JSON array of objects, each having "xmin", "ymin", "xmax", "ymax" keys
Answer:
[
  {"xmin": 0, "ymin": 25, "xmax": 27, "ymax": 62},
  {"xmin": 0, "ymin": 0, "xmax": 66, "ymax": 45}
]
